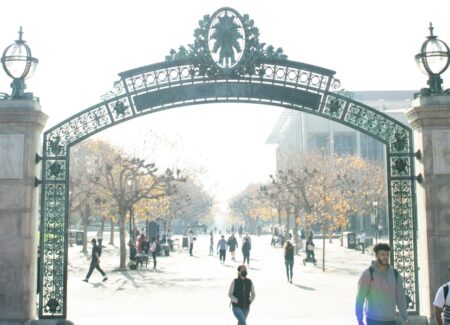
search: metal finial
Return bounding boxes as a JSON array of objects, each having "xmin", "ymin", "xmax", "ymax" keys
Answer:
[
  {"xmin": 428, "ymin": 22, "xmax": 434, "ymax": 37},
  {"xmin": 18, "ymin": 26, "xmax": 23, "ymax": 41}
]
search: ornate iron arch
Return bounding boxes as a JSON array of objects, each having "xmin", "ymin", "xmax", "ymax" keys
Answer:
[{"xmin": 38, "ymin": 7, "xmax": 419, "ymax": 318}]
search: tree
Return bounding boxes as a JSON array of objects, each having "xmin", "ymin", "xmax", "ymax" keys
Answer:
[
  {"xmin": 91, "ymin": 154, "xmax": 185, "ymax": 269},
  {"xmin": 69, "ymin": 140, "xmax": 117, "ymax": 253},
  {"xmin": 229, "ymin": 184, "xmax": 273, "ymax": 234}
]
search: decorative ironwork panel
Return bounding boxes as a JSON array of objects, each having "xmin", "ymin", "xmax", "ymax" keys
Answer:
[
  {"xmin": 39, "ymin": 183, "xmax": 66, "ymax": 318},
  {"xmin": 38, "ymin": 6, "xmax": 419, "ymax": 319},
  {"xmin": 390, "ymin": 178, "xmax": 416, "ymax": 310}
]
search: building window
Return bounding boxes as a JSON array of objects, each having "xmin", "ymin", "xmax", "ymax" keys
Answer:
[
  {"xmin": 360, "ymin": 134, "xmax": 383, "ymax": 161},
  {"xmin": 334, "ymin": 134, "xmax": 356, "ymax": 155},
  {"xmin": 308, "ymin": 134, "xmax": 329, "ymax": 152}
]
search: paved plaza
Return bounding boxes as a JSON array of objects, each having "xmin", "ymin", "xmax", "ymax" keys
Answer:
[{"xmin": 67, "ymin": 234, "xmax": 374, "ymax": 324}]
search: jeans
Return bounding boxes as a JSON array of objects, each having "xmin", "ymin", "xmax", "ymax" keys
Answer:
[
  {"xmin": 285, "ymin": 259, "xmax": 294, "ymax": 280},
  {"xmin": 86, "ymin": 260, "xmax": 105, "ymax": 279},
  {"xmin": 359, "ymin": 243, "xmax": 365, "ymax": 254},
  {"xmin": 152, "ymin": 251, "xmax": 157, "ymax": 268},
  {"xmin": 366, "ymin": 318, "xmax": 395, "ymax": 325},
  {"xmin": 232, "ymin": 306, "xmax": 249, "ymax": 325},
  {"xmin": 189, "ymin": 243, "xmax": 193, "ymax": 256},
  {"xmin": 219, "ymin": 249, "xmax": 226, "ymax": 262},
  {"xmin": 243, "ymin": 252, "xmax": 250, "ymax": 265}
]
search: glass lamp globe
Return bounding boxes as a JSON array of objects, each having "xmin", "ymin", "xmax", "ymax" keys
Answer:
[
  {"xmin": 415, "ymin": 23, "xmax": 450, "ymax": 93},
  {"xmin": 1, "ymin": 27, "xmax": 38, "ymax": 98}
]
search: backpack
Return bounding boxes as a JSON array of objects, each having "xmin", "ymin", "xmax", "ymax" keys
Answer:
[
  {"xmin": 444, "ymin": 284, "xmax": 449, "ymax": 304},
  {"xmin": 156, "ymin": 242, "xmax": 162, "ymax": 253},
  {"xmin": 368, "ymin": 266, "xmax": 413, "ymax": 308}
]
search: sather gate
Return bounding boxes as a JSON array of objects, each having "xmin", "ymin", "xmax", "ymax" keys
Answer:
[{"xmin": 38, "ymin": 7, "xmax": 420, "ymax": 319}]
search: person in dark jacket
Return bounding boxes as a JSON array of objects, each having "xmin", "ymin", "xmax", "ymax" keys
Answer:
[
  {"xmin": 242, "ymin": 238, "xmax": 251, "ymax": 266},
  {"xmin": 228, "ymin": 265, "xmax": 256, "ymax": 325},
  {"xmin": 303, "ymin": 236, "xmax": 317, "ymax": 266},
  {"xmin": 228, "ymin": 234, "xmax": 239, "ymax": 261},
  {"xmin": 284, "ymin": 240, "xmax": 295, "ymax": 283},
  {"xmin": 83, "ymin": 238, "xmax": 107, "ymax": 283}
]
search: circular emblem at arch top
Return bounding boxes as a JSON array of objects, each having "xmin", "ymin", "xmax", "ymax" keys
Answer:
[{"xmin": 208, "ymin": 7, "xmax": 246, "ymax": 70}]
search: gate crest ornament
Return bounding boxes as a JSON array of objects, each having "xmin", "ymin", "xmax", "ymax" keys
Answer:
[{"xmin": 166, "ymin": 7, "xmax": 287, "ymax": 77}]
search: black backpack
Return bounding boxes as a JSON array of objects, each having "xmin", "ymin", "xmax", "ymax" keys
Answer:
[
  {"xmin": 444, "ymin": 284, "xmax": 449, "ymax": 303},
  {"xmin": 368, "ymin": 267, "xmax": 413, "ymax": 308}
]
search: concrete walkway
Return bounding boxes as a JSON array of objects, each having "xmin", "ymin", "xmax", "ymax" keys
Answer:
[{"xmin": 67, "ymin": 234, "xmax": 375, "ymax": 324}]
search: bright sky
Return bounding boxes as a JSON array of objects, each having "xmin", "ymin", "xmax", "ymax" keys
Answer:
[{"xmin": 1, "ymin": 0, "xmax": 449, "ymax": 218}]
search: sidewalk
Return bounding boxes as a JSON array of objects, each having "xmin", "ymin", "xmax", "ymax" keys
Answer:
[{"xmin": 67, "ymin": 234, "xmax": 374, "ymax": 324}]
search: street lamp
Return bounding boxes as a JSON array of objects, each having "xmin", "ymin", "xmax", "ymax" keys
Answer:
[
  {"xmin": 1, "ymin": 27, "xmax": 39, "ymax": 99},
  {"xmin": 415, "ymin": 23, "xmax": 450, "ymax": 94},
  {"xmin": 373, "ymin": 200, "xmax": 379, "ymax": 244}
]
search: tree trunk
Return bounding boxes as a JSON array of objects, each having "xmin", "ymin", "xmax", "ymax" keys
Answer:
[
  {"xmin": 277, "ymin": 207, "xmax": 282, "ymax": 226},
  {"xmin": 109, "ymin": 219, "xmax": 115, "ymax": 245},
  {"xmin": 119, "ymin": 212, "xmax": 127, "ymax": 269},
  {"xmin": 82, "ymin": 220, "xmax": 88, "ymax": 254},
  {"xmin": 101, "ymin": 216, "xmax": 105, "ymax": 233},
  {"xmin": 322, "ymin": 224, "xmax": 326, "ymax": 272},
  {"xmin": 82, "ymin": 204, "xmax": 90, "ymax": 254}
]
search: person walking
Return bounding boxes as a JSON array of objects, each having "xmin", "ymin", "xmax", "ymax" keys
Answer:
[
  {"xmin": 188, "ymin": 229, "xmax": 194, "ymax": 256},
  {"xmin": 433, "ymin": 266, "xmax": 450, "ymax": 325},
  {"xmin": 83, "ymin": 238, "xmax": 107, "ymax": 283},
  {"xmin": 284, "ymin": 240, "xmax": 295, "ymax": 283},
  {"xmin": 217, "ymin": 235, "xmax": 228, "ymax": 264},
  {"xmin": 242, "ymin": 238, "xmax": 251, "ymax": 266},
  {"xmin": 355, "ymin": 243, "xmax": 409, "ymax": 325},
  {"xmin": 243, "ymin": 233, "xmax": 252, "ymax": 246},
  {"xmin": 96, "ymin": 228, "xmax": 103, "ymax": 248},
  {"xmin": 303, "ymin": 236, "xmax": 317, "ymax": 266},
  {"xmin": 238, "ymin": 225, "xmax": 244, "ymax": 238},
  {"xmin": 228, "ymin": 265, "xmax": 256, "ymax": 325},
  {"xmin": 359, "ymin": 230, "xmax": 366, "ymax": 254},
  {"xmin": 228, "ymin": 233, "xmax": 239, "ymax": 262},
  {"xmin": 209, "ymin": 231, "xmax": 214, "ymax": 256},
  {"xmin": 149, "ymin": 237, "xmax": 159, "ymax": 269}
]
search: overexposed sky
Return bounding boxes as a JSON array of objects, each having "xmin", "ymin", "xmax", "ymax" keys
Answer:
[{"xmin": 1, "ymin": 0, "xmax": 449, "ymax": 216}]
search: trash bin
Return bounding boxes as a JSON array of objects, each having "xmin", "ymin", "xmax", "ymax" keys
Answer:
[
  {"xmin": 343, "ymin": 231, "xmax": 356, "ymax": 249},
  {"xmin": 75, "ymin": 231, "xmax": 83, "ymax": 246},
  {"xmin": 182, "ymin": 236, "xmax": 189, "ymax": 248},
  {"xmin": 163, "ymin": 244, "xmax": 170, "ymax": 256}
]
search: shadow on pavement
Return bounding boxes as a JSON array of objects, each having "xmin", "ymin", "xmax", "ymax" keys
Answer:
[{"xmin": 293, "ymin": 283, "xmax": 315, "ymax": 291}]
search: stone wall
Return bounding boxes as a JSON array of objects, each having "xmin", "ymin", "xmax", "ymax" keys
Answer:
[{"xmin": 0, "ymin": 100, "xmax": 47, "ymax": 324}]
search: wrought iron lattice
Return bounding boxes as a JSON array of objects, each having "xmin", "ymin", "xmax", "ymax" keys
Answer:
[{"xmin": 38, "ymin": 7, "xmax": 419, "ymax": 319}]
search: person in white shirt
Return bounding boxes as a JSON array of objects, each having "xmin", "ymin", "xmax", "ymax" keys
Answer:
[
  {"xmin": 359, "ymin": 230, "xmax": 366, "ymax": 254},
  {"xmin": 434, "ymin": 266, "xmax": 450, "ymax": 325}
]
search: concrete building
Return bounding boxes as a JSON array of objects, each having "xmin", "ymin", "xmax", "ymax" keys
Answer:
[{"xmin": 267, "ymin": 90, "xmax": 414, "ymax": 170}]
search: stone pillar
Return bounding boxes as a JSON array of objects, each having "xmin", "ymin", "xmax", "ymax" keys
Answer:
[
  {"xmin": 0, "ymin": 99, "xmax": 48, "ymax": 324},
  {"xmin": 406, "ymin": 95, "xmax": 450, "ymax": 323}
]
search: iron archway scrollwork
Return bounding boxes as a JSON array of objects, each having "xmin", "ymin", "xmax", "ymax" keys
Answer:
[{"xmin": 38, "ymin": 7, "xmax": 419, "ymax": 318}]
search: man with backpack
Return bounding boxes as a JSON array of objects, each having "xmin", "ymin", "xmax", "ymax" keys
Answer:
[
  {"xmin": 433, "ymin": 266, "xmax": 450, "ymax": 325},
  {"xmin": 355, "ymin": 243, "xmax": 409, "ymax": 325}
]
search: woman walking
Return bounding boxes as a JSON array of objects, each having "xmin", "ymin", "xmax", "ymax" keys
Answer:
[
  {"xmin": 150, "ymin": 237, "xmax": 158, "ymax": 269},
  {"xmin": 209, "ymin": 231, "xmax": 214, "ymax": 255},
  {"xmin": 284, "ymin": 240, "xmax": 295, "ymax": 283},
  {"xmin": 228, "ymin": 265, "xmax": 256, "ymax": 325}
]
